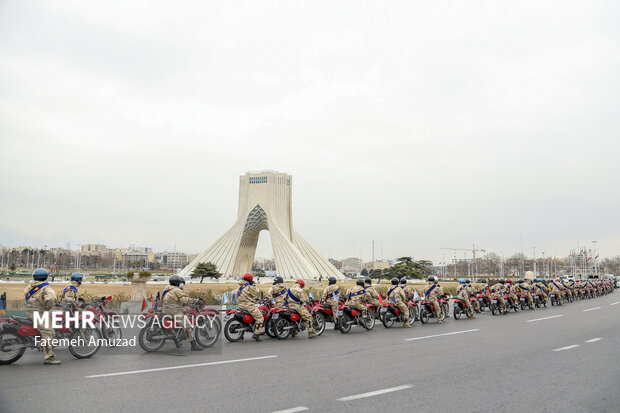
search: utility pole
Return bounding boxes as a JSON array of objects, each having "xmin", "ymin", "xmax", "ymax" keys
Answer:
[
  {"xmin": 532, "ymin": 246, "xmax": 536, "ymax": 278},
  {"xmin": 592, "ymin": 241, "xmax": 598, "ymax": 277}
]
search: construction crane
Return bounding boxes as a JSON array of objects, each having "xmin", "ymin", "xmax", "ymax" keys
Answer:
[{"xmin": 440, "ymin": 244, "xmax": 486, "ymax": 280}]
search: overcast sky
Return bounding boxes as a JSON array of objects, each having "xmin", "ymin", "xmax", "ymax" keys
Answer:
[{"xmin": 1, "ymin": 1, "xmax": 619, "ymax": 263}]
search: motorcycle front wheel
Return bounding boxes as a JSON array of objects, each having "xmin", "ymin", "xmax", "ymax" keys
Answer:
[
  {"xmin": 195, "ymin": 316, "xmax": 221, "ymax": 348},
  {"xmin": 363, "ymin": 312, "xmax": 375, "ymax": 330},
  {"xmin": 69, "ymin": 327, "xmax": 102, "ymax": 359},
  {"xmin": 454, "ymin": 307, "xmax": 461, "ymax": 320}
]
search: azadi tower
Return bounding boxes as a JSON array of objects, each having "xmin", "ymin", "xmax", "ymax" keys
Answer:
[{"xmin": 178, "ymin": 171, "xmax": 344, "ymax": 281}]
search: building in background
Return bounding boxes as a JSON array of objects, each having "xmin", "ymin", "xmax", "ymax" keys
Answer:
[
  {"xmin": 155, "ymin": 252, "xmax": 188, "ymax": 269},
  {"xmin": 341, "ymin": 257, "xmax": 363, "ymax": 271},
  {"xmin": 81, "ymin": 244, "xmax": 106, "ymax": 255}
]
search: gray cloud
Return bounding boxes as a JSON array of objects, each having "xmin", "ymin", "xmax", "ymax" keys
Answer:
[{"xmin": 1, "ymin": 1, "xmax": 619, "ymax": 262}]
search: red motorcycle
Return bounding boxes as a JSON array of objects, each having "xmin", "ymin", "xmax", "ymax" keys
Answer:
[
  {"xmin": 223, "ymin": 300, "xmax": 271, "ymax": 342},
  {"xmin": 337, "ymin": 302, "xmax": 374, "ymax": 333},
  {"xmin": 418, "ymin": 294, "xmax": 449, "ymax": 323},
  {"xmin": 84, "ymin": 296, "xmax": 122, "ymax": 341},
  {"xmin": 271, "ymin": 302, "xmax": 318, "ymax": 339},
  {"xmin": 476, "ymin": 293, "xmax": 489, "ymax": 312},
  {"xmin": 0, "ymin": 302, "xmax": 103, "ymax": 364},
  {"xmin": 452, "ymin": 297, "xmax": 474, "ymax": 319},
  {"xmin": 380, "ymin": 300, "xmax": 416, "ymax": 328},
  {"xmin": 138, "ymin": 299, "xmax": 215, "ymax": 351},
  {"xmin": 309, "ymin": 299, "xmax": 340, "ymax": 335},
  {"xmin": 186, "ymin": 301, "xmax": 221, "ymax": 347}
]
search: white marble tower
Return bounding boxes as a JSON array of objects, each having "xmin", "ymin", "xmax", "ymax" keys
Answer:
[{"xmin": 178, "ymin": 171, "xmax": 344, "ymax": 281}]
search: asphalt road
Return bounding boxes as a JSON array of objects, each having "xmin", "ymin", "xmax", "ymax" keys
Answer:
[{"xmin": 2, "ymin": 291, "xmax": 620, "ymax": 413}]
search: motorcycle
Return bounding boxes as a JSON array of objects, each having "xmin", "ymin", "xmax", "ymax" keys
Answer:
[
  {"xmin": 380, "ymin": 301, "xmax": 415, "ymax": 328},
  {"xmin": 452, "ymin": 297, "xmax": 474, "ymax": 319},
  {"xmin": 271, "ymin": 302, "xmax": 320, "ymax": 339},
  {"xmin": 476, "ymin": 293, "xmax": 489, "ymax": 312},
  {"xmin": 308, "ymin": 299, "xmax": 340, "ymax": 336},
  {"xmin": 532, "ymin": 292, "xmax": 547, "ymax": 308},
  {"xmin": 518, "ymin": 294, "xmax": 533, "ymax": 310},
  {"xmin": 84, "ymin": 296, "xmax": 122, "ymax": 341},
  {"xmin": 418, "ymin": 294, "xmax": 449, "ymax": 324},
  {"xmin": 549, "ymin": 292, "xmax": 562, "ymax": 306},
  {"xmin": 223, "ymin": 300, "xmax": 271, "ymax": 342},
  {"xmin": 139, "ymin": 299, "xmax": 215, "ymax": 351},
  {"xmin": 504, "ymin": 294, "xmax": 519, "ymax": 313},
  {"xmin": 0, "ymin": 301, "xmax": 103, "ymax": 364},
  {"xmin": 490, "ymin": 295, "xmax": 504, "ymax": 315},
  {"xmin": 337, "ymin": 302, "xmax": 374, "ymax": 333},
  {"xmin": 186, "ymin": 301, "xmax": 221, "ymax": 347}
]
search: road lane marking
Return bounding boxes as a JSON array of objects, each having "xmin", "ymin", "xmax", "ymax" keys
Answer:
[
  {"xmin": 526, "ymin": 315, "xmax": 563, "ymax": 323},
  {"xmin": 338, "ymin": 385, "xmax": 413, "ymax": 401},
  {"xmin": 272, "ymin": 407, "xmax": 309, "ymax": 413},
  {"xmin": 553, "ymin": 345, "xmax": 580, "ymax": 352},
  {"xmin": 404, "ymin": 329, "xmax": 479, "ymax": 341},
  {"xmin": 586, "ymin": 338, "xmax": 602, "ymax": 343},
  {"xmin": 583, "ymin": 307, "xmax": 601, "ymax": 312},
  {"xmin": 85, "ymin": 355, "xmax": 278, "ymax": 379},
  {"xmin": 610, "ymin": 302, "xmax": 620, "ymax": 306}
]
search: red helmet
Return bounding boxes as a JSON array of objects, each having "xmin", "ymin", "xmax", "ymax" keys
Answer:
[
  {"xmin": 506, "ymin": 279, "xmax": 512, "ymax": 283},
  {"xmin": 296, "ymin": 279, "xmax": 305, "ymax": 288},
  {"xmin": 243, "ymin": 273, "xmax": 253, "ymax": 283}
]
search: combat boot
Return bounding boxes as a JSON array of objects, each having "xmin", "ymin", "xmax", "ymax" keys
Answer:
[
  {"xmin": 44, "ymin": 357, "xmax": 61, "ymax": 365},
  {"xmin": 252, "ymin": 333, "xmax": 261, "ymax": 342},
  {"xmin": 190, "ymin": 340, "xmax": 203, "ymax": 351},
  {"xmin": 437, "ymin": 319, "xmax": 443, "ymax": 324},
  {"xmin": 308, "ymin": 331, "xmax": 318, "ymax": 339},
  {"xmin": 403, "ymin": 322, "xmax": 412, "ymax": 328}
]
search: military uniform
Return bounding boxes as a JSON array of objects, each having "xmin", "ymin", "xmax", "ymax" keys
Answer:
[
  {"xmin": 505, "ymin": 283, "xmax": 518, "ymax": 307},
  {"xmin": 321, "ymin": 284, "xmax": 340, "ymax": 323},
  {"xmin": 365, "ymin": 285, "xmax": 383, "ymax": 312},
  {"xmin": 345, "ymin": 284, "xmax": 369, "ymax": 319},
  {"xmin": 288, "ymin": 284, "xmax": 313, "ymax": 333},
  {"xmin": 267, "ymin": 284, "xmax": 288, "ymax": 308},
  {"xmin": 490, "ymin": 283, "xmax": 507, "ymax": 311},
  {"xmin": 465, "ymin": 283, "xmax": 480, "ymax": 312},
  {"xmin": 60, "ymin": 281, "xmax": 80, "ymax": 303},
  {"xmin": 162, "ymin": 284, "xmax": 195, "ymax": 342},
  {"xmin": 532, "ymin": 281, "xmax": 548, "ymax": 299},
  {"xmin": 236, "ymin": 281, "xmax": 264, "ymax": 335},
  {"xmin": 422, "ymin": 283, "xmax": 443, "ymax": 321},
  {"xmin": 549, "ymin": 280, "xmax": 564, "ymax": 302},
  {"xmin": 457, "ymin": 284, "xmax": 475, "ymax": 316},
  {"xmin": 25, "ymin": 281, "xmax": 57, "ymax": 361},
  {"xmin": 516, "ymin": 282, "xmax": 534, "ymax": 307}
]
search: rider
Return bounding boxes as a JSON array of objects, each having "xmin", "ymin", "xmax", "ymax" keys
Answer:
[
  {"xmin": 321, "ymin": 276, "xmax": 341, "ymax": 329},
  {"xmin": 516, "ymin": 279, "xmax": 534, "ymax": 308},
  {"xmin": 60, "ymin": 272, "xmax": 82, "ymax": 303},
  {"xmin": 365, "ymin": 277, "xmax": 383, "ymax": 314},
  {"xmin": 267, "ymin": 276, "xmax": 287, "ymax": 308},
  {"xmin": 422, "ymin": 276, "xmax": 443, "ymax": 324},
  {"xmin": 505, "ymin": 279, "xmax": 518, "ymax": 309},
  {"xmin": 345, "ymin": 278, "xmax": 370, "ymax": 326},
  {"xmin": 490, "ymin": 279, "xmax": 507, "ymax": 312},
  {"xmin": 561, "ymin": 278, "xmax": 575, "ymax": 301},
  {"xmin": 386, "ymin": 277, "xmax": 411, "ymax": 328},
  {"xmin": 477, "ymin": 279, "xmax": 491, "ymax": 308},
  {"xmin": 457, "ymin": 279, "xmax": 476, "ymax": 318},
  {"xmin": 237, "ymin": 273, "xmax": 264, "ymax": 342},
  {"xmin": 465, "ymin": 279, "xmax": 481, "ymax": 313},
  {"xmin": 162, "ymin": 275, "xmax": 202, "ymax": 351},
  {"xmin": 400, "ymin": 277, "xmax": 417, "ymax": 301},
  {"xmin": 549, "ymin": 278, "xmax": 564, "ymax": 303},
  {"xmin": 288, "ymin": 279, "xmax": 317, "ymax": 339},
  {"xmin": 532, "ymin": 278, "xmax": 549, "ymax": 300},
  {"xmin": 25, "ymin": 268, "xmax": 60, "ymax": 365}
]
